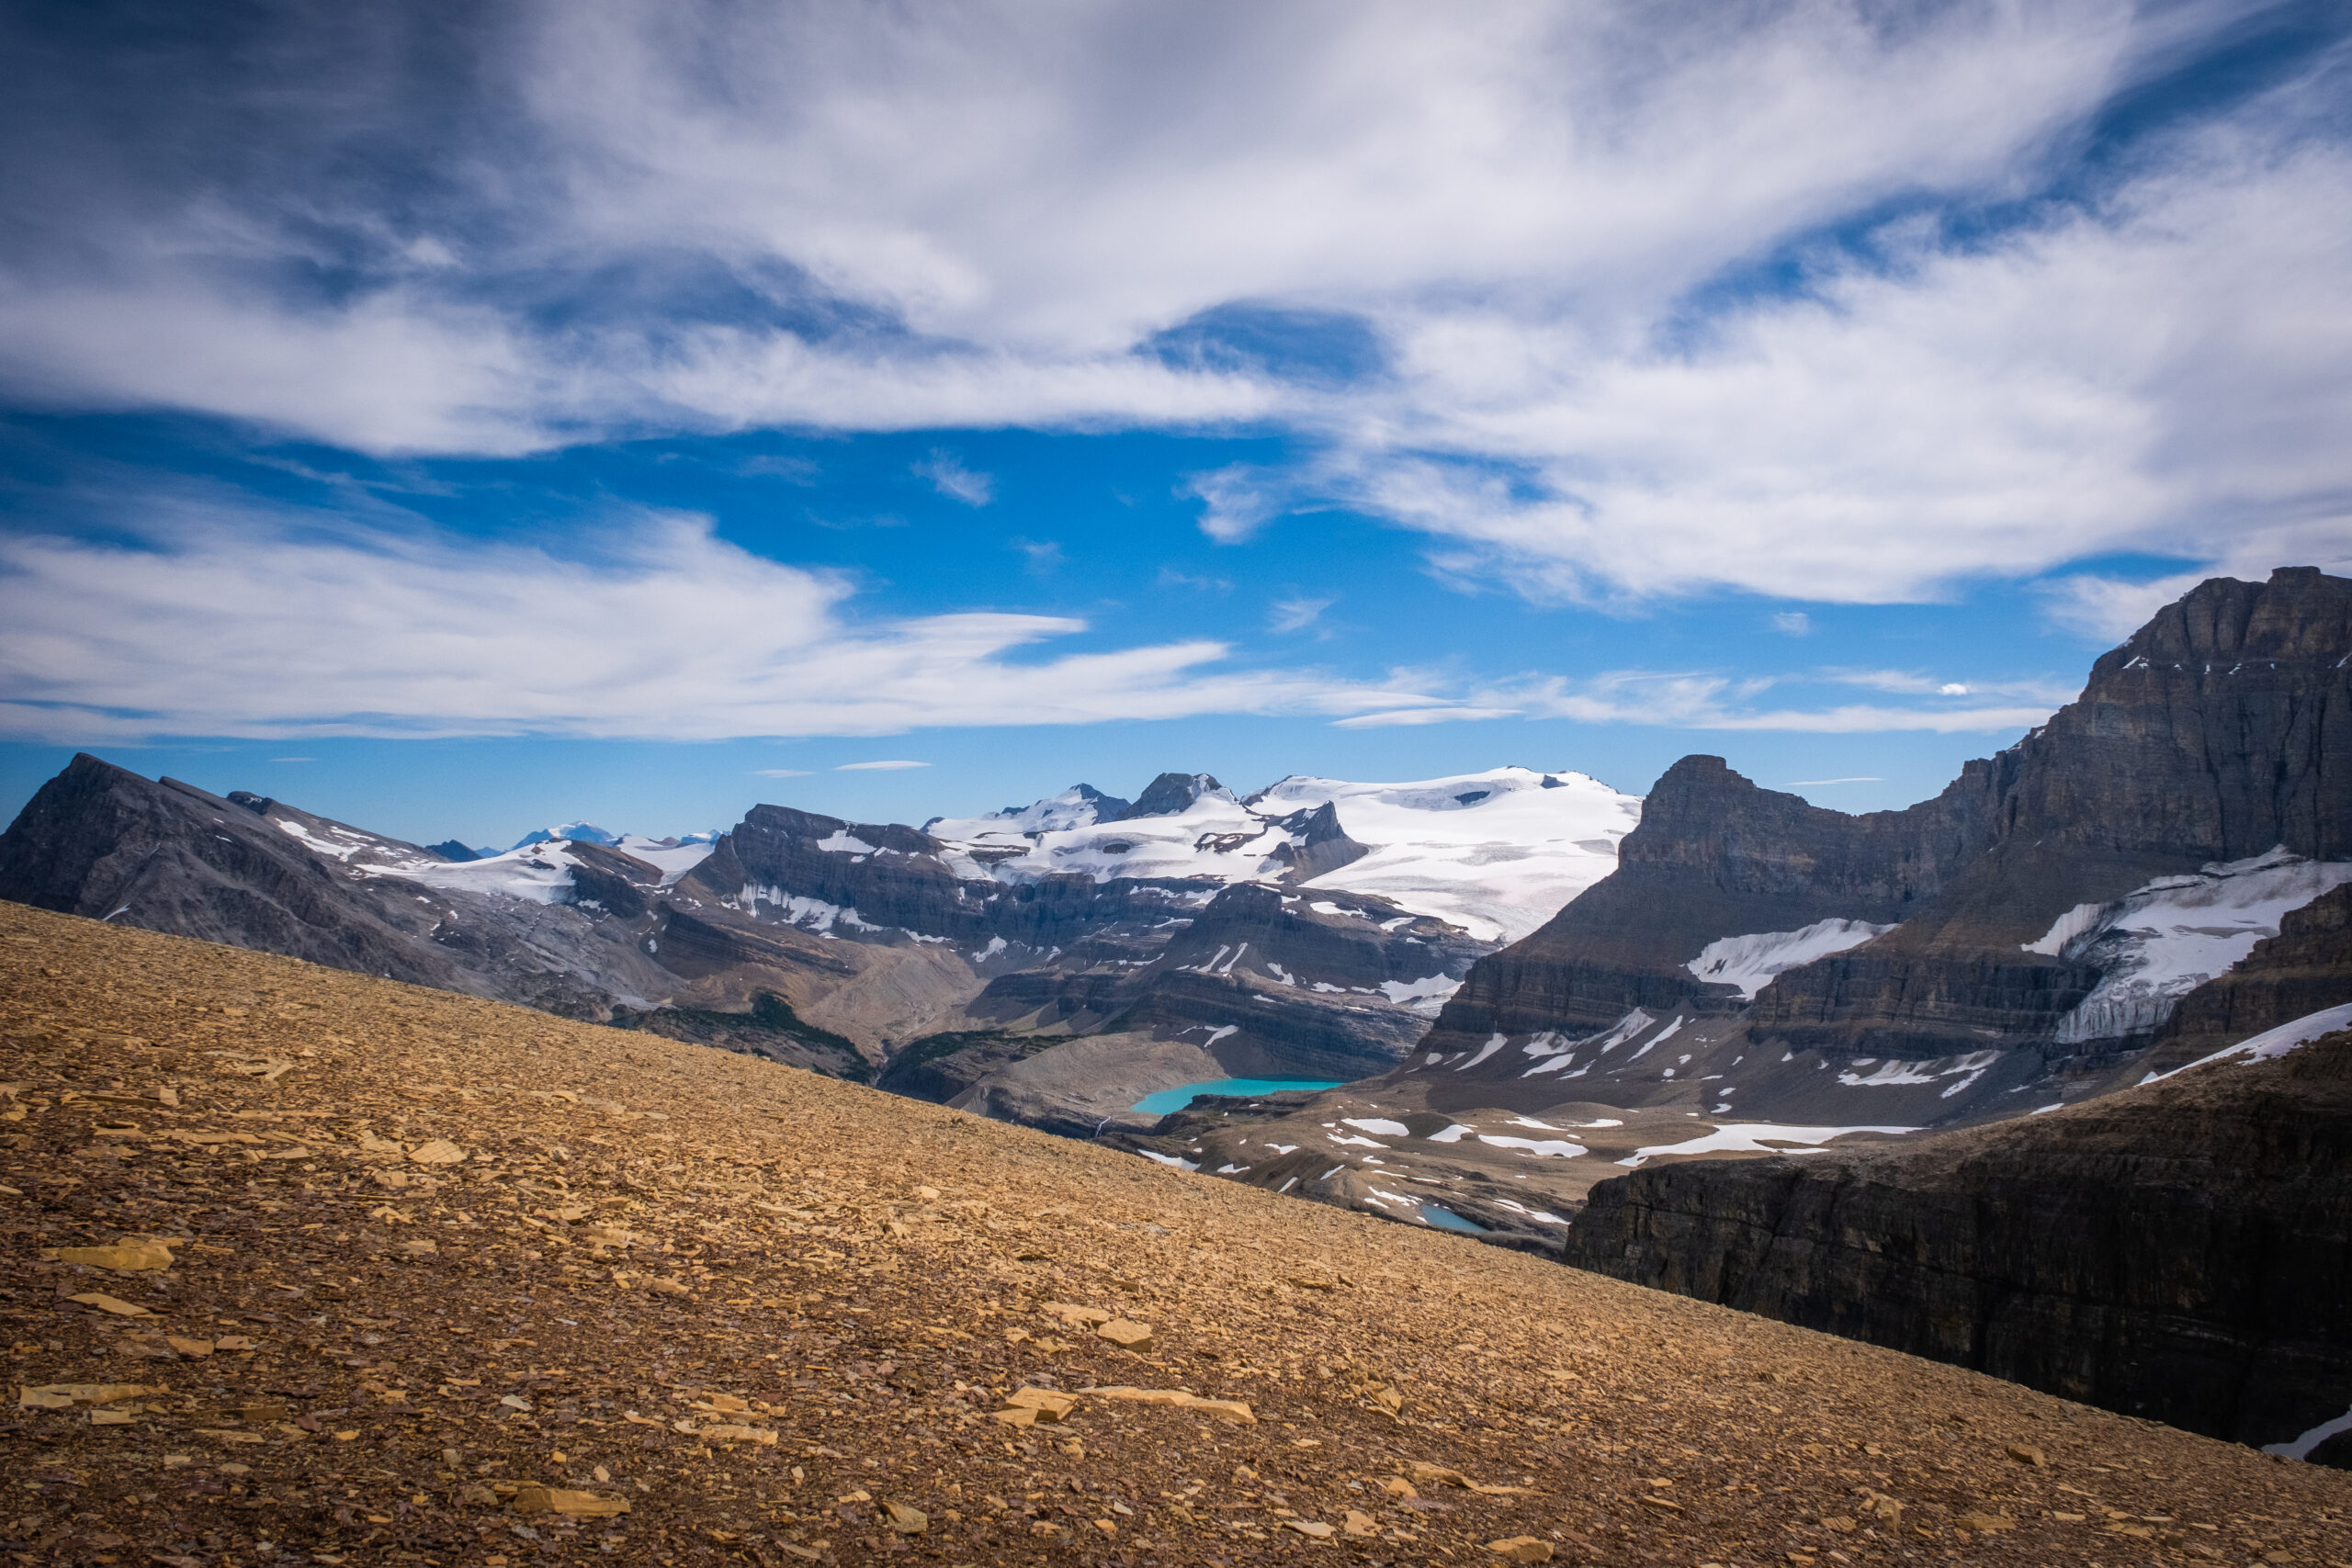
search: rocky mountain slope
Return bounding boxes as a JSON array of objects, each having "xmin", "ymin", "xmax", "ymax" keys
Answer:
[
  {"xmin": 1398, "ymin": 567, "xmax": 2352, "ymax": 1134},
  {"xmin": 1559, "ymin": 1007, "xmax": 2352, "ymax": 1464},
  {"xmin": 0, "ymin": 757, "xmax": 1636, "ymax": 1138},
  {"xmin": 6, "ymin": 899, "xmax": 2348, "ymax": 1566},
  {"xmin": 0, "ymin": 756, "xmax": 922, "ymax": 1079}
]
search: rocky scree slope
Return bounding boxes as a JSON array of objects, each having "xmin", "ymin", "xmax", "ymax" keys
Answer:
[
  {"xmin": 1403, "ymin": 567, "xmax": 2352, "ymax": 1131},
  {"xmin": 6, "ymin": 900, "xmax": 2350, "ymax": 1566}
]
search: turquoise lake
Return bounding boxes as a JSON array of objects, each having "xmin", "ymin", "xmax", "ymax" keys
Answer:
[{"xmin": 1130, "ymin": 1077, "xmax": 1345, "ymax": 1115}]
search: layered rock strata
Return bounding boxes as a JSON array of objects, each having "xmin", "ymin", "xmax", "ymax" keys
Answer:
[
  {"xmin": 1417, "ymin": 568, "xmax": 2352, "ymax": 1111},
  {"xmin": 1560, "ymin": 1027, "xmax": 2352, "ymax": 1460}
]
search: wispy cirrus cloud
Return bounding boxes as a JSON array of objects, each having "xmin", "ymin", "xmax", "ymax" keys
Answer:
[
  {"xmin": 1333, "ymin": 665, "xmax": 2071, "ymax": 735},
  {"xmin": 1268, "ymin": 594, "xmax": 1334, "ymax": 634},
  {"xmin": 0, "ymin": 496, "xmax": 1443, "ymax": 743},
  {"xmin": 912, "ymin": 451, "xmax": 994, "ymax": 506},
  {"xmin": 8, "ymin": 1, "xmax": 2335, "ymax": 616}
]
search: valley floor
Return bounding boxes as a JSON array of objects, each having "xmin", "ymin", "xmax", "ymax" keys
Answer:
[{"xmin": 4, "ymin": 901, "xmax": 2347, "ymax": 1566}]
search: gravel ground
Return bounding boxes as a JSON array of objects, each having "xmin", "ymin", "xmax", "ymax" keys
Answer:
[{"xmin": 4, "ymin": 900, "xmax": 2347, "ymax": 1567}]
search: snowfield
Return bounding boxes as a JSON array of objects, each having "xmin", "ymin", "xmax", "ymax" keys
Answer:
[
  {"xmin": 2151, "ymin": 1001, "xmax": 2352, "ymax": 1083},
  {"xmin": 2027, "ymin": 848, "xmax": 2352, "ymax": 1043},
  {"xmin": 931, "ymin": 766, "xmax": 1640, "ymax": 943},
  {"xmin": 1616, "ymin": 1121, "xmax": 1918, "ymax": 1168},
  {"xmin": 369, "ymin": 840, "xmax": 586, "ymax": 905},
  {"xmin": 1686, "ymin": 918, "xmax": 1899, "ymax": 1000}
]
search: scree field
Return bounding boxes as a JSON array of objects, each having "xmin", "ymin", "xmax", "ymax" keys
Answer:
[{"xmin": 3, "ymin": 901, "xmax": 2346, "ymax": 1566}]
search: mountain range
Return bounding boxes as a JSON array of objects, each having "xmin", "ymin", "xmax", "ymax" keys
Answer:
[
  {"xmin": 4, "ymin": 569, "xmax": 2346, "ymax": 1155},
  {"xmin": 3, "ymin": 565, "xmax": 2350, "ymax": 1461}
]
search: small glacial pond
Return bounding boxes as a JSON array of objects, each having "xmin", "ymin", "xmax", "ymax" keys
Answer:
[
  {"xmin": 1416, "ymin": 1202, "xmax": 1487, "ymax": 1233},
  {"xmin": 1130, "ymin": 1077, "xmax": 1345, "ymax": 1116}
]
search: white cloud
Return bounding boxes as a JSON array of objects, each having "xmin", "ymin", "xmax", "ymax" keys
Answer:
[
  {"xmin": 912, "ymin": 451, "xmax": 994, "ymax": 506},
  {"xmin": 752, "ymin": 768, "xmax": 813, "ymax": 777},
  {"xmin": 1821, "ymin": 670, "xmax": 2077, "ymax": 705},
  {"xmin": 835, "ymin": 760, "xmax": 930, "ymax": 771},
  {"xmin": 1330, "ymin": 706, "xmax": 1521, "ymax": 729},
  {"xmin": 1156, "ymin": 567, "xmax": 1232, "ymax": 594},
  {"xmin": 1011, "ymin": 537, "xmax": 1064, "ymax": 573},
  {"xmin": 0, "ymin": 499, "xmax": 1443, "ymax": 743},
  {"xmin": 0, "ymin": 0, "xmax": 2343, "ymax": 612},
  {"xmin": 1771, "ymin": 612, "xmax": 1811, "ymax": 637},
  {"xmin": 2035, "ymin": 570, "xmax": 2215, "ymax": 640},
  {"xmin": 1268, "ymin": 594, "xmax": 1334, "ymax": 633},
  {"xmin": 1481, "ymin": 670, "xmax": 2060, "ymax": 734},
  {"xmin": 1347, "ymin": 112, "xmax": 2352, "ymax": 607},
  {"xmin": 1182, "ymin": 467, "xmax": 1283, "ymax": 544}
]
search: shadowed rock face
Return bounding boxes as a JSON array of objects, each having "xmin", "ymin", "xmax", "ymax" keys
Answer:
[
  {"xmin": 0, "ymin": 755, "xmax": 887, "ymax": 1052},
  {"xmin": 1117, "ymin": 772, "xmax": 1227, "ymax": 819},
  {"xmin": 1561, "ymin": 1029, "xmax": 2352, "ymax": 1460},
  {"xmin": 1425, "ymin": 567, "xmax": 2352, "ymax": 1077},
  {"xmin": 0, "ymin": 753, "xmax": 473, "ymax": 991},
  {"xmin": 1428, "ymin": 752, "xmax": 1992, "ymax": 1040},
  {"xmin": 1264, "ymin": 800, "xmax": 1372, "ymax": 882}
]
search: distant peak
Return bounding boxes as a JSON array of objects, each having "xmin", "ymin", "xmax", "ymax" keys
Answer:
[
  {"xmin": 510, "ymin": 821, "xmax": 623, "ymax": 851},
  {"xmin": 1117, "ymin": 772, "xmax": 1229, "ymax": 819}
]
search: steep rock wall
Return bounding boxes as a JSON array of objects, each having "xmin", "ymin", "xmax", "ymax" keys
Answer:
[
  {"xmin": 1560, "ymin": 1031, "xmax": 2352, "ymax": 1456},
  {"xmin": 1427, "ymin": 568, "xmax": 2352, "ymax": 1066}
]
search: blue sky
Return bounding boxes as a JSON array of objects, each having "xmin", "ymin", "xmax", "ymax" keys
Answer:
[{"xmin": 2, "ymin": 1, "xmax": 2347, "ymax": 848}]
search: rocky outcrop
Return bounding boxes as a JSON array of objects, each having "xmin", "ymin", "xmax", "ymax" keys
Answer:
[
  {"xmin": 1420, "ymin": 568, "xmax": 2352, "ymax": 1106},
  {"xmin": 1560, "ymin": 1029, "xmax": 2352, "ymax": 1459},
  {"xmin": 1116, "ymin": 772, "xmax": 1228, "ymax": 819},
  {"xmin": 944, "ymin": 881, "xmax": 1477, "ymax": 1085},
  {"xmin": 608, "ymin": 989, "xmax": 872, "ymax": 1080},
  {"xmin": 1264, "ymin": 801, "xmax": 1372, "ymax": 882},
  {"xmin": 872, "ymin": 1029, "xmax": 1064, "ymax": 1101},
  {"xmin": 688, "ymin": 805, "xmax": 1001, "ymax": 941},
  {"xmin": 1428, "ymin": 751, "xmax": 1990, "ymax": 1041},
  {"xmin": 565, "ymin": 841, "xmax": 667, "ymax": 920}
]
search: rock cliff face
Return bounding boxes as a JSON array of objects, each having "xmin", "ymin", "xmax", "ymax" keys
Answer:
[
  {"xmin": 1560, "ymin": 1027, "xmax": 2352, "ymax": 1461},
  {"xmin": 1411, "ymin": 568, "xmax": 2352, "ymax": 1124}
]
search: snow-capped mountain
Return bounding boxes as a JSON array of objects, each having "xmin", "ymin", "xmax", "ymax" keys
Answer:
[
  {"xmin": 924, "ymin": 782, "xmax": 1131, "ymax": 840},
  {"xmin": 511, "ymin": 820, "xmax": 624, "ymax": 850},
  {"xmin": 931, "ymin": 766, "xmax": 1640, "ymax": 944}
]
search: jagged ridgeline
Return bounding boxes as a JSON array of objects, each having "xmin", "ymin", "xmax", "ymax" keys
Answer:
[
  {"xmin": 1397, "ymin": 566, "xmax": 2352, "ymax": 1127},
  {"xmin": 0, "ymin": 753, "xmax": 1636, "ymax": 1129}
]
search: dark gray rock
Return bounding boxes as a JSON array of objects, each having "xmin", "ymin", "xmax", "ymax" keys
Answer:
[
  {"xmin": 0, "ymin": 753, "xmax": 473, "ymax": 991},
  {"xmin": 1116, "ymin": 772, "xmax": 1226, "ymax": 819},
  {"xmin": 873, "ymin": 1028, "xmax": 1064, "ymax": 1102},
  {"xmin": 1423, "ymin": 567, "xmax": 2352, "ymax": 1091},
  {"xmin": 1264, "ymin": 800, "xmax": 1372, "ymax": 882},
  {"xmin": 1561, "ymin": 1027, "xmax": 2352, "ymax": 1460}
]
